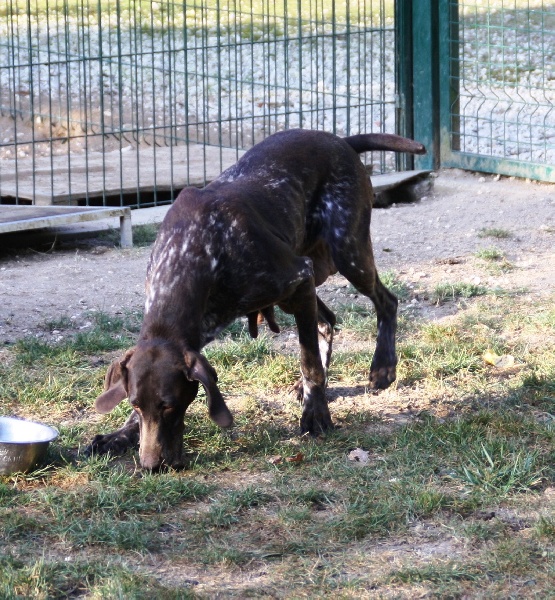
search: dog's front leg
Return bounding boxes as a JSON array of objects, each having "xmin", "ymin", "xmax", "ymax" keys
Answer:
[
  {"xmin": 84, "ymin": 410, "xmax": 140, "ymax": 457},
  {"xmin": 284, "ymin": 280, "xmax": 333, "ymax": 435}
]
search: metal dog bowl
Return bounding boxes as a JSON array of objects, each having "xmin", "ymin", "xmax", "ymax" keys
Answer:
[{"xmin": 0, "ymin": 416, "xmax": 58, "ymax": 474}]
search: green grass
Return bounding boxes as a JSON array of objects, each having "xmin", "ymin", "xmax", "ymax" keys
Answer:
[
  {"xmin": 0, "ymin": 556, "xmax": 195, "ymax": 600},
  {"xmin": 475, "ymin": 246, "xmax": 515, "ymax": 273},
  {"xmin": 381, "ymin": 270, "xmax": 411, "ymax": 301},
  {"xmin": 1, "ymin": 285, "xmax": 555, "ymax": 597},
  {"xmin": 1, "ymin": 0, "xmax": 394, "ymax": 28},
  {"xmin": 456, "ymin": 442, "xmax": 544, "ymax": 496},
  {"xmin": 13, "ymin": 310, "xmax": 141, "ymax": 366}
]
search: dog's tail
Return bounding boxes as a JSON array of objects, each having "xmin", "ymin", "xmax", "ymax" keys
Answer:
[{"xmin": 344, "ymin": 133, "xmax": 426, "ymax": 155}]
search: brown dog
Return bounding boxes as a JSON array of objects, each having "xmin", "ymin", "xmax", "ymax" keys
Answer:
[{"xmin": 87, "ymin": 129, "xmax": 425, "ymax": 469}]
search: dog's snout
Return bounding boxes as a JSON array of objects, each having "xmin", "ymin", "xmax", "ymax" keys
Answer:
[
  {"xmin": 140, "ymin": 452, "xmax": 184, "ymax": 471},
  {"xmin": 141, "ymin": 460, "xmax": 162, "ymax": 471},
  {"xmin": 139, "ymin": 449, "xmax": 163, "ymax": 471}
]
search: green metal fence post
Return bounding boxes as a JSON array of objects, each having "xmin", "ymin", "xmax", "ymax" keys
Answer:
[
  {"xmin": 411, "ymin": 0, "xmax": 440, "ymax": 170},
  {"xmin": 395, "ymin": 0, "xmax": 414, "ymax": 171}
]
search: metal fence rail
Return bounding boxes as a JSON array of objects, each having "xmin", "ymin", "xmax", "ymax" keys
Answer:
[{"xmin": 0, "ymin": 1, "xmax": 395, "ymax": 207}]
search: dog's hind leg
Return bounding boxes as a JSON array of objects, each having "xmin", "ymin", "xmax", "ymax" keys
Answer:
[
  {"xmin": 280, "ymin": 281, "xmax": 333, "ymax": 435},
  {"xmin": 317, "ymin": 296, "xmax": 336, "ymax": 375},
  {"xmin": 293, "ymin": 296, "xmax": 336, "ymax": 400},
  {"xmin": 334, "ymin": 245, "xmax": 398, "ymax": 390}
]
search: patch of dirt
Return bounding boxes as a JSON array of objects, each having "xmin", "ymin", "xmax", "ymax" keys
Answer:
[
  {"xmin": 372, "ymin": 170, "xmax": 555, "ymax": 295},
  {"xmin": 0, "ymin": 171, "xmax": 555, "ymax": 344},
  {"xmin": 1, "ymin": 169, "xmax": 553, "ymax": 347}
]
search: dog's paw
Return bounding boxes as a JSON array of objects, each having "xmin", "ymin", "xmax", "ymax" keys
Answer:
[
  {"xmin": 293, "ymin": 377, "xmax": 304, "ymax": 402},
  {"xmin": 84, "ymin": 430, "xmax": 139, "ymax": 458},
  {"xmin": 300, "ymin": 409, "xmax": 334, "ymax": 437},
  {"xmin": 368, "ymin": 365, "xmax": 396, "ymax": 390}
]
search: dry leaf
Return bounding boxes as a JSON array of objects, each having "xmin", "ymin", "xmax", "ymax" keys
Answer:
[
  {"xmin": 348, "ymin": 448, "xmax": 370, "ymax": 464},
  {"xmin": 268, "ymin": 455, "xmax": 283, "ymax": 465},
  {"xmin": 285, "ymin": 452, "xmax": 304, "ymax": 463},
  {"xmin": 483, "ymin": 349, "xmax": 515, "ymax": 368},
  {"xmin": 494, "ymin": 355, "xmax": 515, "ymax": 368}
]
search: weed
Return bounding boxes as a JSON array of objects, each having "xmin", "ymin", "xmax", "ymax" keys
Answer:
[
  {"xmin": 534, "ymin": 516, "xmax": 555, "ymax": 539},
  {"xmin": 475, "ymin": 246, "xmax": 504, "ymax": 261},
  {"xmin": 336, "ymin": 304, "xmax": 377, "ymax": 340},
  {"xmin": 42, "ymin": 315, "xmax": 74, "ymax": 332},
  {"xmin": 99, "ymin": 223, "xmax": 160, "ymax": 248},
  {"xmin": 205, "ymin": 333, "xmax": 297, "ymax": 390},
  {"xmin": 0, "ymin": 556, "xmax": 193, "ymax": 600},
  {"xmin": 516, "ymin": 371, "xmax": 555, "ymax": 411},
  {"xmin": 344, "ymin": 270, "xmax": 410, "ymax": 302},
  {"xmin": 431, "ymin": 282, "xmax": 488, "ymax": 304},
  {"xmin": 461, "ymin": 518, "xmax": 509, "ymax": 543},
  {"xmin": 132, "ymin": 223, "xmax": 161, "ymax": 246},
  {"xmin": 455, "ymin": 443, "xmax": 544, "ymax": 497},
  {"xmin": 478, "ymin": 227, "xmax": 512, "ymax": 239},
  {"xmin": 287, "ymin": 487, "xmax": 337, "ymax": 508},
  {"xmin": 475, "ymin": 246, "xmax": 515, "ymax": 273},
  {"xmin": 388, "ymin": 563, "xmax": 480, "ymax": 585},
  {"xmin": 380, "ymin": 270, "xmax": 411, "ymax": 301}
]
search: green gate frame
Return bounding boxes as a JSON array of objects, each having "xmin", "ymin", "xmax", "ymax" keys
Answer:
[{"xmin": 396, "ymin": 0, "xmax": 554, "ymax": 183}]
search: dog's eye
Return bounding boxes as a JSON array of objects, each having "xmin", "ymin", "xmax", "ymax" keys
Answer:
[
  {"xmin": 129, "ymin": 398, "xmax": 142, "ymax": 414},
  {"xmin": 132, "ymin": 405, "xmax": 142, "ymax": 415},
  {"xmin": 158, "ymin": 402, "xmax": 173, "ymax": 414}
]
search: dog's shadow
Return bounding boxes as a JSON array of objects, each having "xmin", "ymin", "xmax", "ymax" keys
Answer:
[{"xmin": 326, "ymin": 384, "xmax": 375, "ymax": 403}]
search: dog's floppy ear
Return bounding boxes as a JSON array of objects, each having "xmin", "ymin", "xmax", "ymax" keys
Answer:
[
  {"xmin": 183, "ymin": 350, "xmax": 233, "ymax": 428},
  {"xmin": 94, "ymin": 349, "xmax": 135, "ymax": 414}
]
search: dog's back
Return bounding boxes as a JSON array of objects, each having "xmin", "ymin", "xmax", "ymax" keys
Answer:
[{"xmin": 144, "ymin": 128, "xmax": 425, "ymax": 338}]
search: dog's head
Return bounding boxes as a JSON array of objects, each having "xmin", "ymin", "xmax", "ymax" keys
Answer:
[{"xmin": 94, "ymin": 340, "xmax": 233, "ymax": 470}]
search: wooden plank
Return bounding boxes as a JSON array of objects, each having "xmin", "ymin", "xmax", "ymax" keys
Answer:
[
  {"xmin": 1, "ymin": 139, "xmax": 430, "ymax": 207},
  {"xmin": 0, "ymin": 144, "xmax": 245, "ymax": 205},
  {"xmin": 0, "ymin": 206, "xmax": 111, "ymax": 224},
  {"xmin": 371, "ymin": 170, "xmax": 430, "ymax": 192},
  {"xmin": 0, "ymin": 206, "xmax": 133, "ymax": 247}
]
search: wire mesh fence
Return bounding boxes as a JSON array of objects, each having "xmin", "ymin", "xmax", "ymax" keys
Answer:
[
  {"xmin": 447, "ymin": 0, "xmax": 554, "ymax": 177},
  {"xmin": 2, "ymin": 1, "xmax": 552, "ymax": 208},
  {"xmin": 0, "ymin": 0, "xmax": 396, "ymax": 207}
]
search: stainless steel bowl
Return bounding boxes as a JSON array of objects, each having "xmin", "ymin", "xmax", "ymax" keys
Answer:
[{"xmin": 0, "ymin": 416, "xmax": 58, "ymax": 474}]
